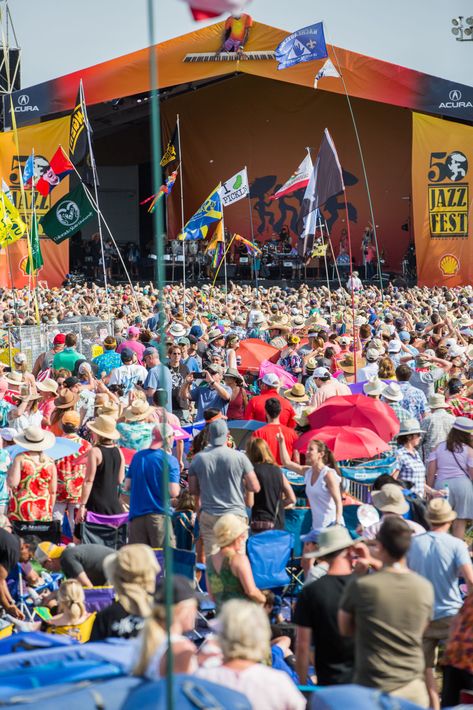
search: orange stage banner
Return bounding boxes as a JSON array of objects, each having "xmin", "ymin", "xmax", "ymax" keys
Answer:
[
  {"xmin": 0, "ymin": 116, "xmax": 70, "ymax": 288},
  {"xmin": 412, "ymin": 113, "xmax": 473, "ymax": 287}
]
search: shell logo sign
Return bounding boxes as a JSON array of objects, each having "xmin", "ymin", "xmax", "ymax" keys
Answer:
[{"xmin": 439, "ymin": 254, "xmax": 460, "ymax": 277}]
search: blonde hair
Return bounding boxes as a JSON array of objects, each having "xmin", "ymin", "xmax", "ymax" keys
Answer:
[
  {"xmin": 132, "ymin": 604, "xmax": 167, "ymax": 676},
  {"xmin": 218, "ymin": 600, "xmax": 270, "ymax": 662},
  {"xmin": 57, "ymin": 579, "xmax": 86, "ymax": 624},
  {"xmin": 246, "ymin": 437, "xmax": 275, "ymax": 466},
  {"xmin": 378, "ymin": 357, "xmax": 395, "ymax": 380}
]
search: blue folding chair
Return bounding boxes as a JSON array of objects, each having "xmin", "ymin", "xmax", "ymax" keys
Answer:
[{"xmin": 246, "ymin": 529, "xmax": 293, "ymax": 590}]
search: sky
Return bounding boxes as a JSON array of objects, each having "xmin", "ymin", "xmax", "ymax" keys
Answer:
[{"xmin": 6, "ymin": 0, "xmax": 473, "ymax": 88}]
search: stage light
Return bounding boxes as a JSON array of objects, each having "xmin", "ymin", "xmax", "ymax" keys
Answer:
[{"xmin": 451, "ymin": 15, "xmax": 473, "ymax": 41}]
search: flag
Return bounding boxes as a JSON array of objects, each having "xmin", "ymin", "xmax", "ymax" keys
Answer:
[
  {"xmin": 314, "ymin": 58, "xmax": 340, "ymax": 88},
  {"xmin": 1, "ymin": 179, "xmax": 12, "ymax": 201},
  {"xmin": 40, "ymin": 183, "xmax": 96, "ymax": 244},
  {"xmin": 0, "ymin": 192, "xmax": 26, "ymax": 248},
  {"xmin": 22, "ymin": 153, "xmax": 35, "ymax": 186},
  {"xmin": 160, "ymin": 125, "xmax": 180, "ymax": 167},
  {"xmin": 24, "ymin": 210, "xmax": 43, "ymax": 274},
  {"xmin": 234, "ymin": 233, "xmax": 261, "ymax": 255},
  {"xmin": 179, "ymin": 184, "xmax": 222, "ymax": 241},
  {"xmin": 180, "ymin": 0, "xmax": 251, "ymax": 21},
  {"xmin": 270, "ymin": 151, "xmax": 313, "ymax": 200},
  {"xmin": 275, "ymin": 22, "xmax": 327, "ymax": 71},
  {"xmin": 300, "ymin": 129, "xmax": 344, "ymax": 237},
  {"xmin": 220, "ymin": 168, "xmax": 249, "ymax": 207},
  {"xmin": 141, "ymin": 169, "xmax": 179, "ymax": 213},
  {"xmin": 36, "ymin": 147, "xmax": 74, "ymax": 197},
  {"xmin": 312, "ymin": 242, "xmax": 328, "ymax": 258},
  {"xmin": 69, "ymin": 82, "xmax": 89, "ymax": 165},
  {"xmin": 205, "ymin": 219, "xmax": 224, "ymax": 253}
]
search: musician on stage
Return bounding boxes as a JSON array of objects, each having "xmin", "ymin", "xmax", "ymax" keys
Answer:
[{"xmin": 221, "ymin": 11, "xmax": 253, "ymax": 54}]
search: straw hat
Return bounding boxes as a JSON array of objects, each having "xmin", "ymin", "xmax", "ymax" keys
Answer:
[
  {"xmin": 62, "ymin": 410, "xmax": 81, "ymax": 427},
  {"xmin": 5, "ymin": 371, "xmax": 23, "ymax": 386},
  {"xmin": 252, "ymin": 312, "xmax": 267, "ymax": 327},
  {"xmin": 426, "ymin": 498, "xmax": 457, "ymax": 526},
  {"xmin": 292, "ymin": 314, "xmax": 305, "ymax": 329},
  {"xmin": 36, "ymin": 379, "xmax": 59, "ymax": 395},
  {"xmin": 98, "ymin": 402, "xmax": 120, "ymax": 418},
  {"xmin": 371, "ymin": 484, "xmax": 409, "ymax": 515},
  {"xmin": 124, "ymin": 399, "xmax": 151, "ymax": 422},
  {"xmin": 17, "ymin": 385, "xmax": 41, "ymax": 401},
  {"xmin": 305, "ymin": 358, "xmax": 317, "ymax": 373},
  {"xmin": 363, "ymin": 377, "xmax": 386, "ymax": 397},
  {"xmin": 13, "ymin": 426, "xmax": 55, "ymax": 452},
  {"xmin": 54, "ymin": 390, "xmax": 78, "ymax": 409},
  {"xmin": 283, "ymin": 383, "xmax": 309, "ymax": 403},
  {"xmin": 213, "ymin": 513, "xmax": 248, "ymax": 549},
  {"xmin": 304, "ymin": 525, "xmax": 354, "ymax": 559},
  {"xmin": 87, "ymin": 414, "xmax": 120, "ymax": 440},
  {"xmin": 338, "ymin": 353, "xmax": 364, "ymax": 374},
  {"xmin": 382, "ymin": 382, "xmax": 403, "ymax": 402},
  {"xmin": 208, "ymin": 327, "xmax": 225, "ymax": 343},
  {"xmin": 428, "ymin": 393, "xmax": 448, "ymax": 410},
  {"xmin": 267, "ymin": 314, "xmax": 291, "ymax": 332}
]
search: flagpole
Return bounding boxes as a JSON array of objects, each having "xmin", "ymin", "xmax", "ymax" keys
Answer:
[
  {"xmin": 211, "ymin": 233, "xmax": 236, "ymax": 296},
  {"xmin": 80, "ymin": 80, "xmax": 112, "ymax": 324},
  {"xmin": 343, "ymin": 189, "xmax": 357, "ymax": 382},
  {"xmin": 221, "ymin": 207, "xmax": 228, "ymax": 303},
  {"xmin": 176, "ymin": 114, "xmax": 186, "ymax": 314},
  {"xmin": 319, "ymin": 219, "xmax": 333, "ymax": 324},
  {"xmin": 324, "ymin": 219, "xmax": 343, "ymax": 290},
  {"xmin": 325, "ymin": 39, "xmax": 383, "ymax": 294},
  {"xmin": 244, "ymin": 165, "xmax": 258, "ymax": 290}
]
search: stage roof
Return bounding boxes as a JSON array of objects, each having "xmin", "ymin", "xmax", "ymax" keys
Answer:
[{"xmin": 5, "ymin": 20, "xmax": 473, "ymax": 128}]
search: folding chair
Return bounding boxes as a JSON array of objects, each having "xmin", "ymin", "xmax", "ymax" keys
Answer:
[
  {"xmin": 246, "ymin": 530, "xmax": 293, "ymax": 590},
  {"xmin": 81, "ymin": 512, "xmax": 128, "ymax": 549},
  {"xmin": 11, "ymin": 519, "xmax": 61, "ymax": 544},
  {"xmin": 83, "ymin": 586, "xmax": 116, "ymax": 613},
  {"xmin": 7, "ymin": 564, "xmax": 63, "ymax": 621}
]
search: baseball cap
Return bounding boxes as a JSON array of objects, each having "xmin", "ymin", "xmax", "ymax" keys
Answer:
[
  {"xmin": 208, "ymin": 419, "xmax": 228, "ymax": 446},
  {"xmin": 313, "ymin": 367, "xmax": 330, "ymax": 378},
  {"xmin": 261, "ymin": 373, "xmax": 280, "ymax": 387},
  {"xmin": 189, "ymin": 325, "xmax": 203, "ymax": 339},
  {"xmin": 365, "ymin": 348, "xmax": 380, "ymax": 362},
  {"xmin": 207, "ymin": 363, "xmax": 223, "ymax": 375},
  {"xmin": 62, "ymin": 410, "xmax": 81, "ymax": 427},
  {"xmin": 154, "ymin": 574, "xmax": 204, "ymax": 605},
  {"xmin": 177, "ymin": 337, "xmax": 190, "ymax": 347},
  {"xmin": 0, "ymin": 427, "xmax": 16, "ymax": 442},
  {"xmin": 143, "ymin": 346, "xmax": 158, "ymax": 358},
  {"xmin": 53, "ymin": 333, "xmax": 66, "ymax": 345},
  {"xmin": 399, "ymin": 331, "xmax": 411, "ymax": 342},
  {"xmin": 120, "ymin": 348, "xmax": 134, "ymax": 363},
  {"xmin": 388, "ymin": 340, "xmax": 402, "ymax": 353},
  {"xmin": 128, "ymin": 326, "xmax": 140, "ymax": 336},
  {"xmin": 35, "ymin": 541, "xmax": 65, "ymax": 564}
]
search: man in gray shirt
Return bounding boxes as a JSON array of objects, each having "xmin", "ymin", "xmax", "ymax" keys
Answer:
[
  {"xmin": 410, "ymin": 352, "xmax": 452, "ymax": 400},
  {"xmin": 188, "ymin": 419, "xmax": 260, "ymax": 555}
]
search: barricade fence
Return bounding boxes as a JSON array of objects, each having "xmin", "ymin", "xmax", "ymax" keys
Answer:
[{"xmin": 0, "ymin": 320, "xmax": 113, "ymax": 371}]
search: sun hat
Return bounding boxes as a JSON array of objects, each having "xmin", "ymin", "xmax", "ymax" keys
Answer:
[
  {"xmin": 168, "ymin": 322, "xmax": 188, "ymax": 338},
  {"xmin": 449, "ymin": 345, "xmax": 466, "ymax": 358},
  {"xmin": 35, "ymin": 541, "xmax": 65, "ymax": 564},
  {"xmin": 396, "ymin": 418, "xmax": 424, "ymax": 437},
  {"xmin": 13, "ymin": 353, "xmax": 27, "ymax": 365},
  {"xmin": 16, "ymin": 385, "xmax": 41, "ymax": 401},
  {"xmin": 387, "ymin": 340, "xmax": 402, "ymax": 353},
  {"xmin": 124, "ymin": 399, "xmax": 151, "ymax": 422},
  {"xmin": 208, "ymin": 419, "xmax": 228, "ymax": 447},
  {"xmin": 428, "ymin": 393, "xmax": 448, "ymax": 410},
  {"xmin": 260, "ymin": 372, "xmax": 280, "ymax": 388},
  {"xmin": 5, "ymin": 371, "xmax": 23, "ymax": 386},
  {"xmin": 213, "ymin": 513, "xmax": 248, "ymax": 549},
  {"xmin": 54, "ymin": 390, "xmax": 78, "ymax": 409},
  {"xmin": 381, "ymin": 382, "xmax": 403, "ymax": 402},
  {"xmin": 252, "ymin": 312, "xmax": 267, "ymax": 326},
  {"xmin": 451, "ymin": 416, "xmax": 473, "ymax": 433},
  {"xmin": 267, "ymin": 314, "xmax": 291, "ymax": 332},
  {"xmin": 207, "ymin": 363, "xmax": 224, "ymax": 376},
  {"xmin": 371, "ymin": 484, "xmax": 409, "ymax": 515},
  {"xmin": 313, "ymin": 366, "xmax": 331, "ymax": 379},
  {"xmin": 36, "ymin": 379, "xmax": 58, "ymax": 395},
  {"xmin": 363, "ymin": 377, "xmax": 386, "ymax": 397},
  {"xmin": 292, "ymin": 315, "xmax": 305, "ymax": 329},
  {"xmin": 284, "ymin": 383, "xmax": 309, "ymax": 402},
  {"xmin": 223, "ymin": 368, "xmax": 245, "ymax": 384},
  {"xmin": 338, "ymin": 354, "xmax": 363, "ymax": 374},
  {"xmin": 304, "ymin": 525, "xmax": 354, "ymax": 559},
  {"xmin": 305, "ymin": 358, "xmax": 317, "ymax": 373},
  {"xmin": 399, "ymin": 331, "xmax": 411, "ymax": 342},
  {"xmin": 87, "ymin": 414, "xmax": 120, "ymax": 440},
  {"xmin": 62, "ymin": 410, "xmax": 81, "ymax": 427},
  {"xmin": 365, "ymin": 348, "xmax": 380, "ymax": 362},
  {"xmin": 208, "ymin": 327, "xmax": 225, "ymax": 343},
  {"xmin": 354, "ymin": 316, "xmax": 366, "ymax": 327},
  {"xmin": 143, "ymin": 346, "xmax": 158, "ymax": 358},
  {"xmin": 426, "ymin": 498, "xmax": 457, "ymax": 526},
  {"xmin": 103, "ymin": 544, "xmax": 160, "ymax": 616},
  {"xmin": 13, "ymin": 426, "xmax": 56, "ymax": 452}
]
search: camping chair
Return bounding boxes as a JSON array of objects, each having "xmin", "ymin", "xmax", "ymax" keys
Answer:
[
  {"xmin": 246, "ymin": 529, "xmax": 293, "ymax": 590},
  {"xmin": 7, "ymin": 564, "xmax": 63, "ymax": 621},
  {"xmin": 11, "ymin": 519, "xmax": 61, "ymax": 544},
  {"xmin": 81, "ymin": 512, "xmax": 128, "ymax": 549},
  {"xmin": 83, "ymin": 586, "xmax": 116, "ymax": 613}
]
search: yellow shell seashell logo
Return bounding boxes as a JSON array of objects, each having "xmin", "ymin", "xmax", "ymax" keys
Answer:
[{"xmin": 439, "ymin": 254, "xmax": 460, "ymax": 276}]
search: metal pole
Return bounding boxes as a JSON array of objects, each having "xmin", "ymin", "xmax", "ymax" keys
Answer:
[
  {"xmin": 325, "ymin": 219, "xmax": 343, "ymax": 290},
  {"xmin": 222, "ymin": 208, "xmax": 228, "ymax": 303},
  {"xmin": 176, "ymin": 114, "xmax": 186, "ymax": 314},
  {"xmin": 244, "ymin": 166, "xmax": 258, "ymax": 290},
  {"xmin": 320, "ymin": 220, "xmax": 333, "ymax": 324}
]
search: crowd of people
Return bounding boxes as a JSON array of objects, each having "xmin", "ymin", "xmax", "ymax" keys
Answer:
[{"xmin": 0, "ymin": 278, "xmax": 472, "ymax": 708}]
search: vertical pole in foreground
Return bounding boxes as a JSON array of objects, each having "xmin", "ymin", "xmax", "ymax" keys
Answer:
[
  {"xmin": 343, "ymin": 189, "xmax": 357, "ymax": 383},
  {"xmin": 221, "ymin": 207, "xmax": 228, "ymax": 303},
  {"xmin": 146, "ymin": 2, "xmax": 173, "ymax": 709},
  {"xmin": 244, "ymin": 166, "xmax": 257, "ymax": 290},
  {"xmin": 177, "ymin": 114, "xmax": 186, "ymax": 314}
]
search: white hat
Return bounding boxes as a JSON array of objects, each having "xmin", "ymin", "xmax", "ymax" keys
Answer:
[
  {"xmin": 381, "ymin": 382, "xmax": 403, "ymax": 402},
  {"xmin": 365, "ymin": 348, "xmax": 380, "ymax": 362},
  {"xmin": 13, "ymin": 426, "xmax": 56, "ymax": 452},
  {"xmin": 451, "ymin": 417, "xmax": 473, "ymax": 433},
  {"xmin": 445, "ymin": 338, "xmax": 457, "ymax": 349},
  {"xmin": 449, "ymin": 345, "xmax": 466, "ymax": 358},
  {"xmin": 363, "ymin": 377, "xmax": 386, "ymax": 397},
  {"xmin": 261, "ymin": 373, "xmax": 280, "ymax": 387},
  {"xmin": 313, "ymin": 367, "xmax": 331, "ymax": 378},
  {"xmin": 304, "ymin": 525, "xmax": 354, "ymax": 559},
  {"xmin": 397, "ymin": 418, "xmax": 424, "ymax": 437},
  {"xmin": 388, "ymin": 340, "xmax": 402, "ymax": 353},
  {"xmin": 13, "ymin": 353, "xmax": 27, "ymax": 365},
  {"xmin": 168, "ymin": 322, "xmax": 188, "ymax": 338},
  {"xmin": 429, "ymin": 393, "xmax": 448, "ymax": 409}
]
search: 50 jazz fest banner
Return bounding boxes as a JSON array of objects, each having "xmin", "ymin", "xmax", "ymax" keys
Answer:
[
  {"xmin": 0, "ymin": 116, "xmax": 70, "ymax": 288},
  {"xmin": 412, "ymin": 112, "xmax": 473, "ymax": 287}
]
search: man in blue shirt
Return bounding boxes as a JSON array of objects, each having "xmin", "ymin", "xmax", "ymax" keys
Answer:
[
  {"xmin": 125, "ymin": 424, "xmax": 180, "ymax": 548},
  {"xmin": 182, "ymin": 364, "xmax": 231, "ymax": 422},
  {"xmin": 143, "ymin": 347, "xmax": 172, "ymax": 412},
  {"xmin": 92, "ymin": 336, "xmax": 122, "ymax": 377},
  {"xmin": 408, "ymin": 498, "xmax": 473, "ymax": 710}
]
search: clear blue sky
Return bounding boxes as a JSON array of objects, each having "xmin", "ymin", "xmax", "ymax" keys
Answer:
[{"xmin": 7, "ymin": 0, "xmax": 473, "ymax": 87}]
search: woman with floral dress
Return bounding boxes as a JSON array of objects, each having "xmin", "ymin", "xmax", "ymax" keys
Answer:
[
  {"xmin": 55, "ymin": 410, "xmax": 92, "ymax": 533},
  {"xmin": 7, "ymin": 426, "xmax": 57, "ymax": 522}
]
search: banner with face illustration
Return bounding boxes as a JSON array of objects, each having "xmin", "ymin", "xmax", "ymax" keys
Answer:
[{"xmin": 412, "ymin": 112, "xmax": 473, "ymax": 286}]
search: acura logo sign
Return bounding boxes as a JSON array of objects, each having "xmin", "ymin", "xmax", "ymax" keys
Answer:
[
  {"xmin": 12, "ymin": 92, "xmax": 39, "ymax": 113},
  {"xmin": 17, "ymin": 94, "xmax": 29, "ymax": 106},
  {"xmin": 439, "ymin": 88, "xmax": 472, "ymax": 110}
]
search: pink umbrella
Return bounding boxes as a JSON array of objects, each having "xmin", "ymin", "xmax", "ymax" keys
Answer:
[
  {"xmin": 259, "ymin": 360, "xmax": 296, "ymax": 390},
  {"xmin": 295, "ymin": 425, "xmax": 390, "ymax": 461},
  {"xmin": 308, "ymin": 394, "xmax": 400, "ymax": 443}
]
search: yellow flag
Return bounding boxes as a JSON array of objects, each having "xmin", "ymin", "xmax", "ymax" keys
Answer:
[
  {"xmin": 0, "ymin": 192, "xmax": 26, "ymax": 248},
  {"xmin": 205, "ymin": 219, "xmax": 224, "ymax": 253},
  {"xmin": 312, "ymin": 243, "xmax": 328, "ymax": 257}
]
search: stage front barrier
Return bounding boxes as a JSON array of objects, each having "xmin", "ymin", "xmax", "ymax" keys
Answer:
[{"xmin": 0, "ymin": 319, "xmax": 113, "ymax": 370}]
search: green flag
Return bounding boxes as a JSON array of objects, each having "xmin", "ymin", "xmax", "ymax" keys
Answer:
[
  {"xmin": 25, "ymin": 210, "xmax": 43, "ymax": 274},
  {"xmin": 40, "ymin": 183, "xmax": 95, "ymax": 244}
]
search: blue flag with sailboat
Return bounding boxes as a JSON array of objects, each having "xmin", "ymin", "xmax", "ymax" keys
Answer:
[
  {"xmin": 275, "ymin": 22, "xmax": 328, "ymax": 70},
  {"xmin": 179, "ymin": 184, "xmax": 222, "ymax": 241}
]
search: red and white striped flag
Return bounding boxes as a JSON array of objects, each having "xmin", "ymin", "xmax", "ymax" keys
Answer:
[{"xmin": 179, "ymin": 0, "xmax": 251, "ymax": 21}]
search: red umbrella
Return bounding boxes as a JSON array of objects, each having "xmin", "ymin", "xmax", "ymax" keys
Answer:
[
  {"xmin": 308, "ymin": 394, "xmax": 400, "ymax": 442},
  {"xmin": 295, "ymin": 425, "xmax": 390, "ymax": 461},
  {"xmin": 236, "ymin": 338, "xmax": 280, "ymax": 374}
]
